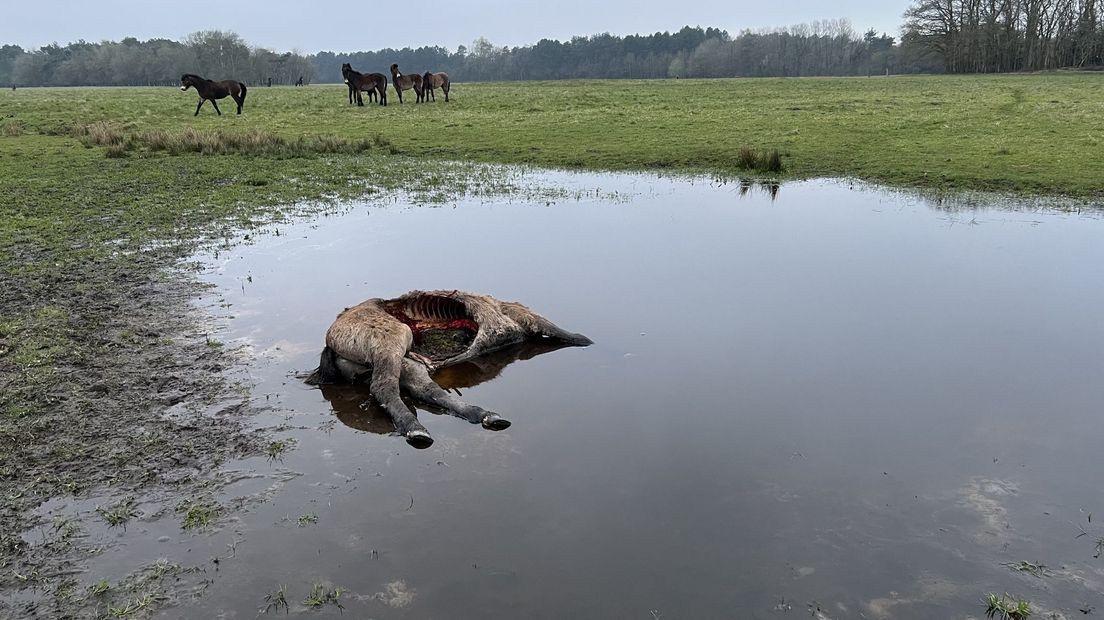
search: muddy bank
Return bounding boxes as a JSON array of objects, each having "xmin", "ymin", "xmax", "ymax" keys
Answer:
[{"xmin": 0, "ymin": 244, "xmax": 269, "ymax": 617}]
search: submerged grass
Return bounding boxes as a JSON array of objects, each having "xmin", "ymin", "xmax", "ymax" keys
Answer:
[{"xmin": 984, "ymin": 593, "xmax": 1032, "ymax": 620}]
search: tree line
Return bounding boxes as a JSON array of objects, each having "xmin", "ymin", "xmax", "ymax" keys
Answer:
[
  {"xmin": 0, "ymin": 31, "xmax": 314, "ymax": 87},
  {"xmin": 902, "ymin": 0, "xmax": 1104, "ymax": 72},
  {"xmin": 315, "ymin": 24, "xmax": 909, "ymax": 82}
]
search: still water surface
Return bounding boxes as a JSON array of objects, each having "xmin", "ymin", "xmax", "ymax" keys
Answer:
[{"xmin": 189, "ymin": 173, "xmax": 1104, "ymax": 618}]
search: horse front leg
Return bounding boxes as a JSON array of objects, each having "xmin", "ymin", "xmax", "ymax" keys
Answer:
[
  {"xmin": 400, "ymin": 358, "xmax": 510, "ymax": 430},
  {"xmin": 356, "ymin": 90, "xmax": 364, "ymax": 107},
  {"xmin": 211, "ymin": 99, "xmax": 222, "ymax": 116},
  {"xmin": 194, "ymin": 99, "xmax": 205, "ymax": 116}
]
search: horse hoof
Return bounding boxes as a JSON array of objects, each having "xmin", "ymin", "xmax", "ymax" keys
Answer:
[
  {"xmin": 405, "ymin": 430, "xmax": 434, "ymax": 449},
  {"xmin": 481, "ymin": 414, "xmax": 511, "ymax": 431}
]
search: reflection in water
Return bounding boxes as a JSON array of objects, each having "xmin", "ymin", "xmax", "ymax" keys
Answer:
[{"xmin": 319, "ymin": 339, "xmax": 578, "ymax": 435}]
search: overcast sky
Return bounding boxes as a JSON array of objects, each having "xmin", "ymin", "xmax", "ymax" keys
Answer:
[{"xmin": 4, "ymin": 0, "xmax": 911, "ymax": 53}]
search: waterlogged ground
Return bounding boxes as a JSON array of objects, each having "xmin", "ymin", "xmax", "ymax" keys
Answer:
[{"xmin": 26, "ymin": 171, "xmax": 1104, "ymax": 618}]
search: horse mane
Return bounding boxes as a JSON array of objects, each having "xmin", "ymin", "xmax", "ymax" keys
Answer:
[{"xmin": 181, "ymin": 73, "xmax": 205, "ymax": 82}]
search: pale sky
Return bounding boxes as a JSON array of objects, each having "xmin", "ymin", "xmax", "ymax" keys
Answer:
[{"xmin": 3, "ymin": 0, "xmax": 911, "ymax": 53}]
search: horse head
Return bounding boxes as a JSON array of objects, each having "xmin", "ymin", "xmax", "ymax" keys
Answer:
[{"xmin": 179, "ymin": 74, "xmax": 201, "ymax": 91}]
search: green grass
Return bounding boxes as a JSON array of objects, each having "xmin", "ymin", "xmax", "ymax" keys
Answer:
[{"xmin": 2, "ymin": 74, "xmax": 1101, "ymax": 196}]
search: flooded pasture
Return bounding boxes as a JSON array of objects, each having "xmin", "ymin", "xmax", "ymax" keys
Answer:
[{"xmin": 99, "ymin": 173, "xmax": 1104, "ymax": 617}]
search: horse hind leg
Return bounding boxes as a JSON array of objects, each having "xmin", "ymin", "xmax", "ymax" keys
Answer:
[
  {"xmin": 399, "ymin": 358, "xmax": 510, "ymax": 430},
  {"xmin": 444, "ymin": 85, "xmax": 449, "ymax": 102},
  {"xmin": 371, "ymin": 354, "xmax": 432, "ymax": 447}
]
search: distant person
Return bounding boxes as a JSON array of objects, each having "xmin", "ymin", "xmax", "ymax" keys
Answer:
[
  {"xmin": 267, "ymin": 77, "xmax": 272, "ymax": 87},
  {"xmin": 295, "ymin": 76, "xmax": 304, "ymax": 87}
]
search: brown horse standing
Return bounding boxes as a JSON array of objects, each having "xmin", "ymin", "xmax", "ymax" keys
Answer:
[
  {"xmin": 342, "ymin": 63, "xmax": 387, "ymax": 106},
  {"xmin": 421, "ymin": 72, "xmax": 451, "ymax": 102},
  {"xmin": 390, "ymin": 64, "xmax": 423, "ymax": 103},
  {"xmin": 180, "ymin": 74, "xmax": 247, "ymax": 116}
]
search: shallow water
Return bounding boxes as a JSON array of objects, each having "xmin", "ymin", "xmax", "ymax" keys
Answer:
[{"xmin": 164, "ymin": 173, "xmax": 1104, "ymax": 617}]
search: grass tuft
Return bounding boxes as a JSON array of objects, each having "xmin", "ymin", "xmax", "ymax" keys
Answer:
[
  {"xmin": 735, "ymin": 146, "xmax": 784, "ymax": 173},
  {"xmin": 303, "ymin": 583, "xmax": 344, "ymax": 609},
  {"xmin": 179, "ymin": 501, "xmax": 220, "ymax": 530},
  {"xmin": 984, "ymin": 593, "xmax": 1032, "ymax": 620},
  {"xmin": 265, "ymin": 439, "xmax": 293, "ymax": 461},
  {"xmin": 261, "ymin": 585, "xmax": 290, "ymax": 615},
  {"xmin": 97, "ymin": 499, "xmax": 139, "ymax": 529}
]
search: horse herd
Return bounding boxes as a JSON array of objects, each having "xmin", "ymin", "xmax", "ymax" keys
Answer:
[{"xmin": 179, "ymin": 63, "xmax": 449, "ymax": 116}]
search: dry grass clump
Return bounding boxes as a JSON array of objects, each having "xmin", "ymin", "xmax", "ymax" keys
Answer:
[{"xmin": 74, "ymin": 123, "xmax": 391, "ymax": 158}]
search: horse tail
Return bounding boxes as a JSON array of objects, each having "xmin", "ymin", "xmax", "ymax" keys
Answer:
[
  {"xmin": 238, "ymin": 81, "xmax": 248, "ymax": 103},
  {"xmin": 305, "ymin": 346, "xmax": 342, "ymax": 385}
]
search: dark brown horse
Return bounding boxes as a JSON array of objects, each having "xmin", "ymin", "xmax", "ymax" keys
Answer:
[
  {"xmin": 390, "ymin": 64, "xmax": 423, "ymax": 103},
  {"xmin": 341, "ymin": 63, "xmax": 387, "ymax": 106},
  {"xmin": 421, "ymin": 71, "xmax": 450, "ymax": 102},
  {"xmin": 180, "ymin": 74, "xmax": 247, "ymax": 116}
]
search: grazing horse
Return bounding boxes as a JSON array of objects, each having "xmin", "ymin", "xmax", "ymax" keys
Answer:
[
  {"xmin": 179, "ymin": 74, "xmax": 247, "ymax": 116},
  {"xmin": 421, "ymin": 71, "xmax": 451, "ymax": 102},
  {"xmin": 390, "ymin": 64, "xmax": 423, "ymax": 103},
  {"xmin": 341, "ymin": 63, "xmax": 387, "ymax": 106},
  {"xmin": 306, "ymin": 290, "xmax": 592, "ymax": 448}
]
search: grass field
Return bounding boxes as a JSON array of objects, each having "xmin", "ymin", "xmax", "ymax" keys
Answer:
[
  {"xmin": 3, "ymin": 73, "xmax": 1102, "ymax": 196},
  {"xmin": 0, "ymin": 73, "xmax": 1101, "ymax": 614}
]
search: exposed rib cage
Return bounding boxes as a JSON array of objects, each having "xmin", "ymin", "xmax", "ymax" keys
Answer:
[{"xmin": 399, "ymin": 294, "xmax": 470, "ymax": 323}]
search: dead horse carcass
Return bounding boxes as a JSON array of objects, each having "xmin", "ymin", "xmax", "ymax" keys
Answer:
[{"xmin": 306, "ymin": 290, "xmax": 592, "ymax": 448}]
